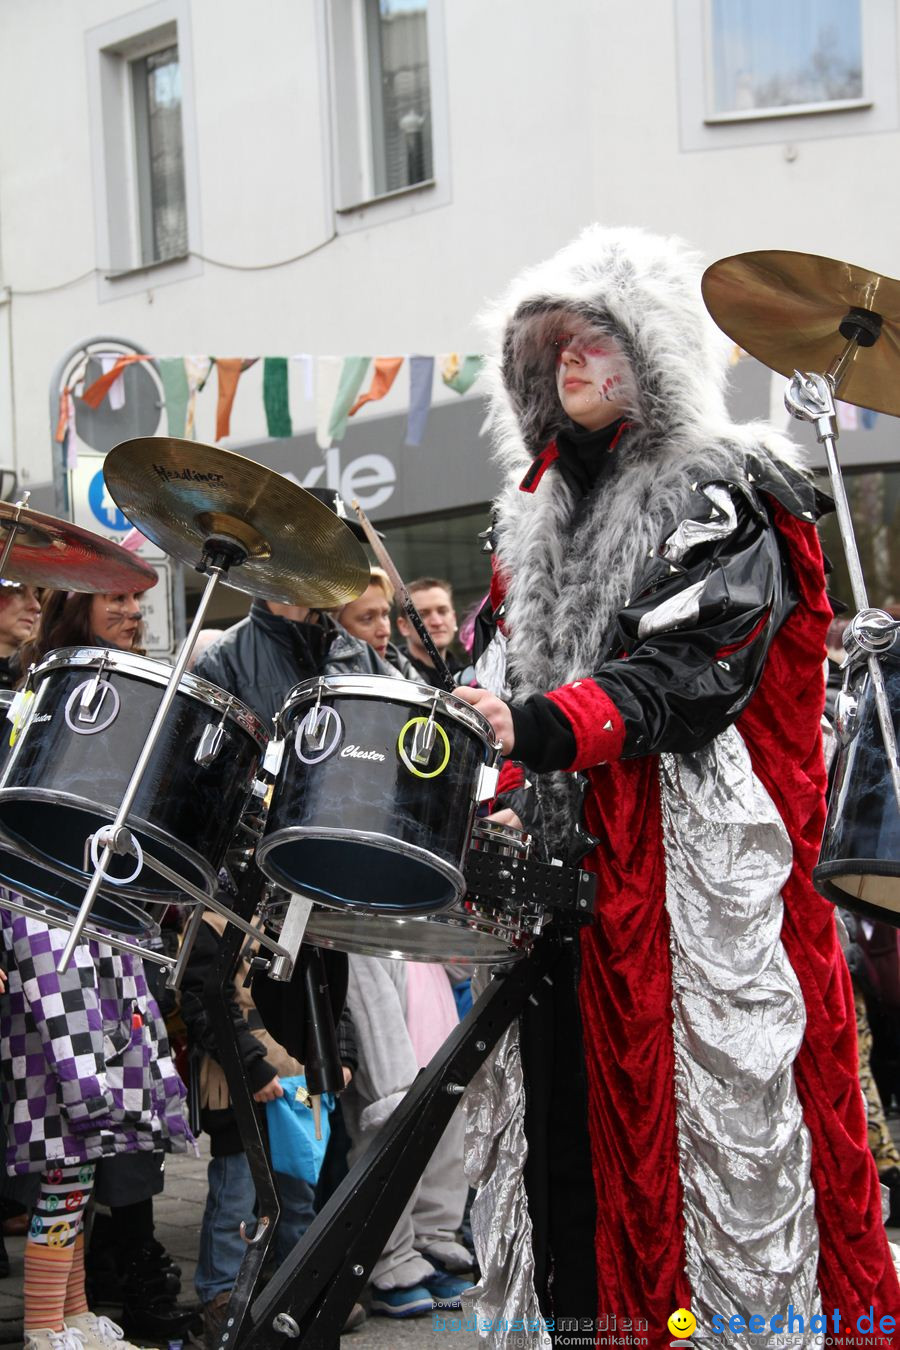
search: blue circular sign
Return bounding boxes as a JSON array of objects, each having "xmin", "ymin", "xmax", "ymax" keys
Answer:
[{"xmin": 87, "ymin": 470, "xmax": 129, "ymax": 531}]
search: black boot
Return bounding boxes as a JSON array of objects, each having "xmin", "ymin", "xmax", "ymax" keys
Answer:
[
  {"xmin": 119, "ymin": 1244, "xmax": 201, "ymax": 1343},
  {"xmin": 87, "ymin": 1216, "xmax": 182, "ymax": 1306}
]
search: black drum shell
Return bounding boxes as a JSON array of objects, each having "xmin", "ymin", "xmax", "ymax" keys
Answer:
[
  {"xmin": 294, "ymin": 820, "xmax": 538, "ymax": 963},
  {"xmin": 814, "ymin": 644, "xmax": 900, "ymax": 926},
  {"xmin": 0, "ymin": 648, "xmax": 266, "ymax": 906},
  {"xmin": 0, "ymin": 688, "xmax": 150, "ymax": 932},
  {"xmin": 257, "ymin": 676, "xmax": 494, "ymax": 915}
]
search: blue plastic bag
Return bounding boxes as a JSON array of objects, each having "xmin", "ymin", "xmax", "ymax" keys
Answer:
[{"xmin": 265, "ymin": 1075, "xmax": 334, "ymax": 1185}]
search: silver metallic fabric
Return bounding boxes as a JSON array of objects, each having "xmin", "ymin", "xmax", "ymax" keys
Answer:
[
  {"xmin": 660, "ymin": 725, "xmax": 823, "ymax": 1346},
  {"xmin": 661, "ymin": 483, "xmax": 737, "ymax": 563},
  {"xmin": 462, "ymin": 976, "xmax": 550, "ymax": 1349},
  {"xmin": 475, "ymin": 630, "xmax": 510, "ymax": 700},
  {"xmin": 637, "ymin": 577, "xmax": 707, "ymax": 640}
]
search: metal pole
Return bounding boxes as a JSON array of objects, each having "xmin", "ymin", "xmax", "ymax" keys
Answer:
[
  {"xmin": 785, "ymin": 367, "xmax": 900, "ymax": 815},
  {"xmin": 0, "ymin": 491, "xmax": 30, "ymax": 581},
  {"xmin": 55, "ymin": 562, "xmax": 225, "ymax": 972}
]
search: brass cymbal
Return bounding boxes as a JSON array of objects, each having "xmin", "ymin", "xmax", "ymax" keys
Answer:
[
  {"xmin": 0, "ymin": 501, "xmax": 158, "ymax": 593},
  {"xmin": 103, "ymin": 438, "xmax": 370, "ymax": 607},
  {"xmin": 701, "ymin": 249, "xmax": 900, "ymax": 416}
]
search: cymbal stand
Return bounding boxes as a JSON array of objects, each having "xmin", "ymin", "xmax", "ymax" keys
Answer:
[
  {"xmin": 203, "ymin": 861, "xmax": 287, "ymax": 1350},
  {"xmin": 223, "ymin": 940, "xmax": 556, "ymax": 1350},
  {"xmin": 0, "ymin": 492, "xmax": 31, "ymax": 580},
  {"xmin": 53, "ymin": 538, "xmax": 283, "ymax": 974},
  {"xmin": 785, "ymin": 328, "xmax": 900, "ymax": 816}
]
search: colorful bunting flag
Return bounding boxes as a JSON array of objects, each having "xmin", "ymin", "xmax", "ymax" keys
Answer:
[
  {"xmin": 158, "ymin": 359, "xmax": 190, "ymax": 438},
  {"xmin": 100, "ymin": 354, "xmax": 127, "ymax": 410},
  {"xmin": 406, "ymin": 356, "xmax": 434, "ymax": 447},
  {"xmin": 836, "ymin": 400, "xmax": 858, "ymax": 432},
  {"xmin": 440, "ymin": 353, "xmax": 482, "ymax": 394},
  {"xmin": 861, "ymin": 407, "xmax": 879, "ymax": 430},
  {"xmin": 184, "ymin": 356, "xmax": 213, "ymax": 440},
  {"xmin": 327, "ymin": 357, "xmax": 371, "ymax": 443},
  {"xmin": 315, "ymin": 357, "xmax": 342, "ymax": 449},
  {"xmin": 264, "ymin": 357, "xmax": 292, "ymax": 438},
  {"xmin": 81, "ymin": 354, "xmax": 148, "ymax": 409},
  {"xmin": 215, "ymin": 358, "xmax": 257, "ymax": 441},
  {"xmin": 349, "ymin": 357, "xmax": 404, "ymax": 417}
]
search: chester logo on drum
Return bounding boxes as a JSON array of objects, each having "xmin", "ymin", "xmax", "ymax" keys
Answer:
[{"xmin": 340, "ymin": 745, "xmax": 385, "ymax": 762}]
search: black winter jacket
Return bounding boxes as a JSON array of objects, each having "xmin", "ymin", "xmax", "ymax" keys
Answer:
[{"xmin": 193, "ymin": 601, "xmax": 395, "ymax": 727}]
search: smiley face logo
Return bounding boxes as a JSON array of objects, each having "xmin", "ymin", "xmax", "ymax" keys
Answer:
[{"xmin": 667, "ymin": 1308, "xmax": 697, "ymax": 1339}]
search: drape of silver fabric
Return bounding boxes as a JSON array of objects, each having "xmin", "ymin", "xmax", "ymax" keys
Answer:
[
  {"xmin": 660, "ymin": 725, "xmax": 823, "ymax": 1347},
  {"xmin": 462, "ymin": 973, "xmax": 550, "ymax": 1350}
]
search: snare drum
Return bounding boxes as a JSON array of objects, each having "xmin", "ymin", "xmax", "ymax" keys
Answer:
[
  {"xmin": 814, "ymin": 642, "xmax": 900, "ymax": 925},
  {"xmin": 256, "ymin": 675, "xmax": 499, "ymax": 915},
  {"xmin": 0, "ymin": 647, "xmax": 267, "ymax": 914},
  {"xmin": 267, "ymin": 821, "xmax": 545, "ymax": 964}
]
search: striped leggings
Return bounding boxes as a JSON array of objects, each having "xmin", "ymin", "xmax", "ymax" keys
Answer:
[{"xmin": 29, "ymin": 1163, "xmax": 95, "ymax": 1248}]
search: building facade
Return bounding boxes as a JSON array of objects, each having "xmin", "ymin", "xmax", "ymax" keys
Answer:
[{"xmin": 0, "ymin": 0, "xmax": 897, "ymax": 642}]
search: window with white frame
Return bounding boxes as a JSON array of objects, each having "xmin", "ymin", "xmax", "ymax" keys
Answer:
[
  {"xmin": 85, "ymin": 0, "xmax": 201, "ymax": 299},
  {"xmin": 327, "ymin": 0, "xmax": 449, "ymax": 223},
  {"xmin": 674, "ymin": 0, "xmax": 898, "ymax": 151}
]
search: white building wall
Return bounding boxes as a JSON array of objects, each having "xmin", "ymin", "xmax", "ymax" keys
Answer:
[{"xmin": 0, "ymin": 0, "xmax": 898, "ymax": 492}]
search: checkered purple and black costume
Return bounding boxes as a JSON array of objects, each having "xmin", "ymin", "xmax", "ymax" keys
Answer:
[{"xmin": 0, "ymin": 909, "xmax": 193, "ymax": 1175}]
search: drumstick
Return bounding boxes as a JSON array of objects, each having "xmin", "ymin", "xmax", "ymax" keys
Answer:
[
  {"xmin": 352, "ymin": 500, "xmax": 457, "ymax": 694},
  {"xmin": 311, "ymin": 1093, "xmax": 323, "ymax": 1142}
]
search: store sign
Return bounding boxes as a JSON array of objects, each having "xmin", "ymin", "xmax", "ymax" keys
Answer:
[{"xmin": 293, "ymin": 447, "xmax": 397, "ymax": 512}]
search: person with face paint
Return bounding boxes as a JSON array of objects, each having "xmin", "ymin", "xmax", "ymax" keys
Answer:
[{"xmin": 455, "ymin": 226, "xmax": 899, "ymax": 1339}]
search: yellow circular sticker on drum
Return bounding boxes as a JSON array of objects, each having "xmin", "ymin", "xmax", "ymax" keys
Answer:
[
  {"xmin": 8, "ymin": 690, "xmax": 33, "ymax": 747},
  {"xmin": 397, "ymin": 718, "xmax": 451, "ymax": 779}
]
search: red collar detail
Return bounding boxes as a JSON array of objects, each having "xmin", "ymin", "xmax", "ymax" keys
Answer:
[
  {"xmin": 519, "ymin": 441, "xmax": 559, "ymax": 493},
  {"xmin": 609, "ymin": 420, "xmax": 633, "ymax": 451}
]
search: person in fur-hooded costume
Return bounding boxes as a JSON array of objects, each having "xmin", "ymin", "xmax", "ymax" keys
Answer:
[{"xmin": 456, "ymin": 225, "xmax": 900, "ymax": 1346}]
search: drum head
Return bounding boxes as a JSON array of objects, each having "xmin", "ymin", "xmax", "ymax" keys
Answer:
[
  {"xmin": 302, "ymin": 906, "xmax": 527, "ymax": 965},
  {"xmin": 257, "ymin": 829, "xmax": 465, "ymax": 914},
  {"xmin": 0, "ymin": 847, "xmax": 153, "ymax": 935}
]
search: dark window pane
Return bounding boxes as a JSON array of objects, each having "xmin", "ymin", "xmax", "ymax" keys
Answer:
[
  {"xmin": 367, "ymin": 0, "xmax": 433, "ymax": 195},
  {"xmin": 133, "ymin": 44, "xmax": 187, "ymax": 265}
]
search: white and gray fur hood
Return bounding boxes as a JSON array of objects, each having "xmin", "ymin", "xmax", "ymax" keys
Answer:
[{"xmin": 480, "ymin": 224, "xmax": 813, "ymax": 700}]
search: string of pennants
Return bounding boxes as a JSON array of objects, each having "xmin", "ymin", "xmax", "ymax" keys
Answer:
[
  {"xmin": 729, "ymin": 345, "xmax": 880, "ymax": 433},
  {"xmin": 55, "ymin": 352, "xmax": 485, "ymax": 469}
]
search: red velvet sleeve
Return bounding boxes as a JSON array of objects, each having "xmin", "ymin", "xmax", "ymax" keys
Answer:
[{"xmin": 545, "ymin": 679, "xmax": 626, "ymax": 771}]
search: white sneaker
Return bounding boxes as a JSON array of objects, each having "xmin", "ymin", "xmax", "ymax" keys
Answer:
[
  {"xmin": 24, "ymin": 1329, "xmax": 85, "ymax": 1350},
  {"xmin": 64, "ymin": 1315, "xmax": 145, "ymax": 1350}
]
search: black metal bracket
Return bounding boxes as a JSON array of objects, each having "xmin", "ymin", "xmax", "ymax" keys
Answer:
[
  {"xmin": 465, "ymin": 846, "xmax": 597, "ymax": 920},
  {"xmin": 231, "ymin": 940, "xmax": 556, "ymax": 1350},
  {"xmin": 204, "ymin": 864, "xmax": 282, "ymax": 1350}
]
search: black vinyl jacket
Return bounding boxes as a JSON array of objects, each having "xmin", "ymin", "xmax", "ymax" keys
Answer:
[{"xmin": 482, "ymin": 453, "xmax": 829, "ymax": 777}]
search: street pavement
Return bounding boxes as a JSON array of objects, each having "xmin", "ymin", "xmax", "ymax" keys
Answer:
[
  {"xmin": 0, "ymin": 1133, "xmax": 897, "ymax": 1348},
  {"xmin": 0, "ymin": 1136, "xmax": 476, "ymax": 1349}
]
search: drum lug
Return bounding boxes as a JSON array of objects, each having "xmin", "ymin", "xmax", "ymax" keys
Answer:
[
  {"xmin": 195, "ymin": 721, "xmax": 225, "ymax": 765},
  {"xmin": 78, "ymin": 651, "xmax": 113, "ymax": 724},
  {"xmin": 410, "ymin": 701, "xmax": 438, "ymax": 765},
  {"xmin": 476, "ymin": 762, "xmax": 500, "ymax": 801},
  {"xmin": 195, "ymin": 695, "xmax": 236, "ymax": 766}
]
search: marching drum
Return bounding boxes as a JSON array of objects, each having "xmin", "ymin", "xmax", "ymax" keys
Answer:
[
  {"xmin": 0, "ymin": 647, "xmax": 267, "ymax": 919},
  {"xmin": 0, "ymin": 689, "xmax": 154, "ymax": 933},
  {"xmin": 266, "ymin": 820, "xmax": 546, "ymax": 964},
  {"xmin": 256, "ymin": 675, "xmax": 499, "ymax": 915},
  {"xmin": 814, "ymin": 641, "xmax": 900, "ymax": 924}
]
